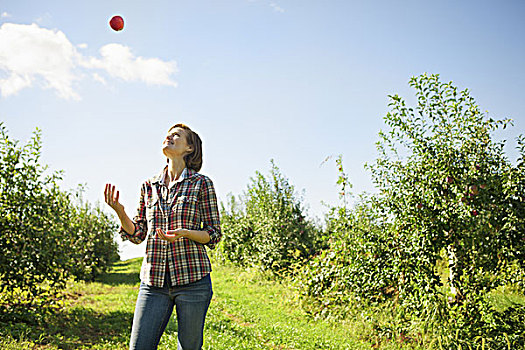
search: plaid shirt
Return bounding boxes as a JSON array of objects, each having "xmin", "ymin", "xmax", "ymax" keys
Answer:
[{"xmin": 120, "ymin": 167, "xmax": 221, "ymax": 287}]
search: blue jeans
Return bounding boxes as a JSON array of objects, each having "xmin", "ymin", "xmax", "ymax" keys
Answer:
[{"xmin": 129, "ymin": 274, "xmax": 213, "ymax": 350}]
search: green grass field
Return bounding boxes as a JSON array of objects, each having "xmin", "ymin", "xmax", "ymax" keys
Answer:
[{"xmin": 2, "ymin": 257, "xmax": 522, "ymax": 349}]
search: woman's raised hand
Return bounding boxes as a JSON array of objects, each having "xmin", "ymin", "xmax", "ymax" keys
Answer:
[{"xmin": 104, "ymin": 184, "xmax": 125, "ymax": 214}]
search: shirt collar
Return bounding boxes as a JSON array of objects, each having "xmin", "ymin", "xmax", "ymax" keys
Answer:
[{"xmin": 153, "ymin": 166, "xmax": 196, "ymax": 187}]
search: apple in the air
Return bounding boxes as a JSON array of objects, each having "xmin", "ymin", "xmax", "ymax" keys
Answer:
[{"xmin": 110, "ymin": 15, "xmax": 124, "ymax": 31}]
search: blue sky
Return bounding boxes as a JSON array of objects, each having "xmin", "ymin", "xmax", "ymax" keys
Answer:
[{"xmin": 1, "ymin": 0, "xmax": 524, "ymax": 259}]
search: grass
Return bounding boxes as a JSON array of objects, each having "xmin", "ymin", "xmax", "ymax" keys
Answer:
[
  {"xmin": 0, "ymin": 260, "xmax": 140, "ymax": 350},
  {"xmin": 1, "ymin": 258, "xmax": 523, "ymax": 349},
  {"xmin": 201, "ymin": 262, "xmax": 371, "ymax": 350}
]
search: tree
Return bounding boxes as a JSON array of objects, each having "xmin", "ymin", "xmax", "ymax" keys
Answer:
[
  {"xmin": 220, "ymin": 160, "xmax": 321, "ymax": 272},
  {"xmin": 0, "ymin": 123, "xmax": 120, "ymax": 320},
  {"xmin": 297, "ymin": 156, "xmax": 402, "ymax": 320},
  {"xmin": 367, "ymin": 73, "xmax": 525, "ymax": 346},
  {"xmin": 66, "ymin": 189, "xmax": 120, "ymax": 281},
  {"xmin": 0, "ymin": 123, "xmax": 71, "ymax": 308}
]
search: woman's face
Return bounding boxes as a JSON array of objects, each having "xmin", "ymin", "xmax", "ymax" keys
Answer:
[{"xmin": 162, "ymin": 127, "xmax": 192, "ymax": 159}]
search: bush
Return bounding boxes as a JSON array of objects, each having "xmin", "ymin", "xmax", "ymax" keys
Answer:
[
  {"xmin": 0, "ymin": 123, "xmax": 120, "ymax": 320},
  {"xmin": 296, "ymin": 74, "xmax": 525, "ymax": 348},
  {"xmin": 367, "ymin": 74, "xmax": 524, "ymax": 308},
  {"xmin": 296, "ymin": 196, "xmax": 398, "ymax": 318},
  {"xmin": 0, "ymin": 124, "xmax": 71, "ymax": 304},
  {"xmin": 219, "ymin": 160, "xmax": 322, "ymax": 273},
  {"xmin": 66, "ymin": 189, "xmax": 120, "ymax": 281}
]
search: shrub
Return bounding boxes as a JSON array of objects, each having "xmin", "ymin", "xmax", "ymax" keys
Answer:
[
  {"xmin": 367, "ymin": 73, "xmax": 524, "ymax": 300},
  {"xmin": 296, "ymin": 74, "xmax": 525, "ymax": 348},
  {"xmin": 0, "ymin": 124, "xmax": 71, "ymax": 306},
  {"xmin": 219, "ymin": 160, "xmax": 322, "ymax": 273},
  {"xmin": 0, "ymin": 123, "xmax": 119, "ymax": 320},
  {"xmin": 66, "ymin": 189, "xmax": 120, "ymax": 281},
  {"xmin": 366, "ymin": 73, "xmax": 525, "ymax": 346},
  {"xmin": 297, "ymin": 196, "xmax": 398, "ymax": 318}
]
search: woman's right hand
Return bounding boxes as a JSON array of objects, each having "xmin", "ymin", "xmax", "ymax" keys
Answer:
[
  {"xmin": 104, "ymin": 183, "xmax": 125, "ymax": 214},
  {"xmin": 104, "ymin": 183, "xmax": 136, "ymax": 236}
]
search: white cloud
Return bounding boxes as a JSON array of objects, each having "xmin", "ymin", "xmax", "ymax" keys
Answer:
[
  {"xmin": 269, "ymin": 2, "xmax": 285, "ymax": 13},
  {"xmin": 0, "ymin": 22, "xmax": 178, "ymax": 100},
  {"xmin": 0, "ymin": 23, "xmax": 80, "ymax": 99},
  {"xmin": 247, "ymin": 1, "xmax": 285, "ymax": 13},
  {"xmin": 92, "ymin": 73, "xmax": 106, "ymax": 85},
  {"xmin": 1, "ymin": 12, "xmax": 11, "ymax": 18},
  {"xmin": 80, "ymin": 44, "xmax": 177, "ymax": 87},
  {"xmin": 35, "ymin": 13, "xmax": 52, "ymax": 26}
]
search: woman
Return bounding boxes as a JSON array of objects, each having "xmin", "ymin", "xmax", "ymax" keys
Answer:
[{"xmin": 104, "ymin": 123, "xmax": 221, "ymax": 350}]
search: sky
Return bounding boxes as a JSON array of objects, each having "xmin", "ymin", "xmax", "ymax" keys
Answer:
[{"xmin": 1, "ymin": 0, "xmax": 524, "ymax": 260}]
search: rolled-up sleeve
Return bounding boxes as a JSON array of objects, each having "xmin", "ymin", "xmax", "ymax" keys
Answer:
[
  {"xmin": 119, "ymin": 182, "xmax": 148, "ymax": 244},
  {"xmin": 199, "ymin": 176, "xmax": 222, "ymax": 249}
]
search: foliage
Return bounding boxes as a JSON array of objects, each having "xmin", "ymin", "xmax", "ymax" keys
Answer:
[
  {"xmin": 366, "ymin": 73, "xmax": 525, "ymax": 346},
  {"xmin": 219, "ymin": 160, "xmax": 322, "ymax": 273},
  {"xmin": 438, "ymin": 299, "xmax": 525, "ymax": 349},
  {"xmin": 0, "ymin": 123, "xmax": 70, "ymax": 310},
  {"xmin": 296, "ymin": 73, "xmax": 525, "ymax": 348},
  {"xmin": 296, "ymin": 155, "xmax": 406, "ymax": 322},
  {"xmin": 66, "ymin": 189, "xmax": 120, "ymax": 281},
  {"xmin": 296, "ymin": 195, "xmax": 399, "ymax": 318},
  {"xmin": 0, "ymin": 123, "xmax": 120, "ymax": 321},
  {"xmin": 367, "ymin": 72, "xmax": 524, "ymax": 298}
]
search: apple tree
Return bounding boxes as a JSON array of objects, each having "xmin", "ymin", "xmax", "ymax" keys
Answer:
[
  {"xmin": 367, "ymin": 73, "xmax": 525, "ymax": 345},
  {"xmin": 0, "ymin": 123, "xmax": 120, "ymax": 320},
  {"xmin": 0, "ymin": 124, "xmax": 71, "ymax": 313},
  {"xmin": 219, "ymin": 160, "xmax": 322, "ymax": 272}
]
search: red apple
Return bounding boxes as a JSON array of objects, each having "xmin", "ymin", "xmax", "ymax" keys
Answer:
[
  {"xmin": 417, "ymin": 203, "xmax": 423, "ymax": 209},
  {"xmin": 110, "ymin": 15, "xmax": 124, "ymax": 31},
  {"xmin": 446, "ymin": 176, "xmax": 454, "ymax": 184},
  {"xmin": 471, "ymin": 209, "xmax": 478, "ymax": 216},
  {"xmin": 470, "ymin": 185, "xmax": 479, "ymax": 195}
]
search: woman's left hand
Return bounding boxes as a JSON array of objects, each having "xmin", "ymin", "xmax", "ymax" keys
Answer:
[{"xmin": 156, "ymin": 228, "xmax": 188, "ymax": 242}]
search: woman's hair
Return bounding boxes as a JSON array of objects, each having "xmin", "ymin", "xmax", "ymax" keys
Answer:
[{"xmin": 169, "ymin": 123, "xmax": 203, "ymax": 172}]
